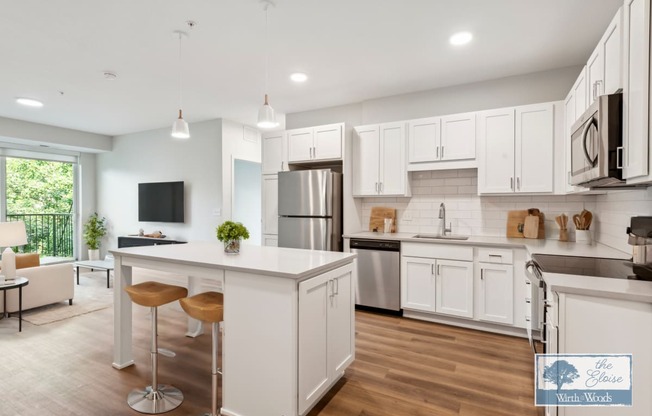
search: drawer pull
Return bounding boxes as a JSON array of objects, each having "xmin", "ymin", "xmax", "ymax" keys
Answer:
[{"xmin": 488, "ymin": 254, "xmax": 502, "ymax": 258}]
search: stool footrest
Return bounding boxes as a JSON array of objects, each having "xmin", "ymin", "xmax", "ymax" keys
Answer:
[{"xmin": 127, "ymin": 385, "xmax": 184, "ymax": 414}]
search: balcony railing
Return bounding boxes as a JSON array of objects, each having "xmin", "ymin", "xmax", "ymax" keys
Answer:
[{"xmin": 7, "ymin": 213, "xmax": 74, "ymax": 258}]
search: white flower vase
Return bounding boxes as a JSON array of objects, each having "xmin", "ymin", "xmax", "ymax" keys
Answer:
[{"xmin": 89, "ymin": 249, "xmax": 100, "ymax": 261}]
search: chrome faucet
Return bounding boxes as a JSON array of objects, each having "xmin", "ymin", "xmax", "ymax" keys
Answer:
[{"xmin": 438, "ymin": 203, "xmax": 452, "ymax": 236}]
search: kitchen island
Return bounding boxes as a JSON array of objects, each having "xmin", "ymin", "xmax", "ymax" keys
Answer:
[{"xmin": 110, "ymin": 242, "xmax": 356, "ymax": 416}]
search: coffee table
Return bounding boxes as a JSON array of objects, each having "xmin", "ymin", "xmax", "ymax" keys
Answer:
[
  {"xmin": 0, "ymin": 276, "xmax": 29, "ymax": 332},
  {"xmin": 74, "ymin": 259, "xmax": 114, "ymax": 288}
]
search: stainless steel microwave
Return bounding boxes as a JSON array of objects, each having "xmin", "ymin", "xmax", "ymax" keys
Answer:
[{"xmin": 570, "ymin": 93, "xmax": 623, "ymax": 188}]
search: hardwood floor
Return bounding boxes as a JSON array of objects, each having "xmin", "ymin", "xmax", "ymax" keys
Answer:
[{"xmin": 0, "ymin": 278, "xmax": 541, "ymax": 416}]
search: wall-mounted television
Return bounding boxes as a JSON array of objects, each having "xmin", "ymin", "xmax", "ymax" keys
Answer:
[{"xmin": 138, "ymin": 181, "xmax": 185, "ymax": 223}]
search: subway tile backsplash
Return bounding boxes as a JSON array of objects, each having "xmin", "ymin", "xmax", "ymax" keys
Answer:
[{"xmin": 361, "ymin": 169, "xmax": 652, "ymax": 254}]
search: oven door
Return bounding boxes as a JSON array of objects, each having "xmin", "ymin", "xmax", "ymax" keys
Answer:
[
  {"xmin": 524, "ymin": 260, "xmax": 542, "ymax": 351},
  {"xmin": 570, "ymin": 107, "xmax": 600, "ymax": 186}
]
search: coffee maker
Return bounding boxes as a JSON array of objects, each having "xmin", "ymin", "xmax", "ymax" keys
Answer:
[{"xmin": 627, "ymin": 216, "xmax": 652, "ymax": 279}]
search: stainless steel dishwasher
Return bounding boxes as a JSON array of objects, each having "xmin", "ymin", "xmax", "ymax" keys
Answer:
[{"xmin": 350, "ymin": 238, "xmax": 401, "ymax": 312}]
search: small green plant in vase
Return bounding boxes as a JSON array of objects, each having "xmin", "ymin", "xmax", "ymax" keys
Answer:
[{"xmin": 216, "ymin": 221, "xmax": 250, "ymax": 254}]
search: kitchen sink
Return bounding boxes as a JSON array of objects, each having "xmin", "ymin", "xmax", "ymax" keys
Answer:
[{"xmin": 412, "ymin": 234, "xmax": 470, "ymax": 241}]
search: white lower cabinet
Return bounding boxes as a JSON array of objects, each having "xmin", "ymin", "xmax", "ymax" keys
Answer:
[
  {"xmin": 298, "ymin": 266, "xmax": 354, "ymax": 415},
  {"xmin": 477, "ymin": 262, "xmax": 514, "ymax": 324},
  {"xmin": 401, "ymin": 256, "xmax": 437, "ymax": 312},
  {"xmin": 435, "ymin": 260, "xmax": 474, "ymax": 318},
  {"xmin": 554, "ymin": 292, "xmax": 652, "ymax": 416}
]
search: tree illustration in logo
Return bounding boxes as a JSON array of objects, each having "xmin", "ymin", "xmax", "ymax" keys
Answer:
[{"xmin": 543, "ymin": 360, "xmax": 580, "ymax": 389}]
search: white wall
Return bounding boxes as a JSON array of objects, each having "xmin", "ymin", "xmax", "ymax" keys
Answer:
[
  {"xmin": 96, "ymin": 119, "xmax": 222, "ymax": 253},
  {"xmin": 77, "ymin": 153, "xmax": 97, "ymax": 259},
  {"xmin": 594, "ymin": 188, "xmax": 652, "ymax": 253},
  {"xmin": 0, "ymin": 116, "xmax": 111, "ymax": 152}
]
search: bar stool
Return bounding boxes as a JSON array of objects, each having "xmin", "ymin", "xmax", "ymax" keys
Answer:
[
  {"xmin": 125, "ymin": 281, "xmax": 188, "ymax": 414},
  {"xmin": 179, "ymin": 292, "xmax": 224, "ymax": 416}
]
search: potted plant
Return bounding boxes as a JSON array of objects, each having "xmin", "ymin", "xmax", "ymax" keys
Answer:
[
  {"xmin": 216, "ymin": 221, "xmax": 250, "ymax": 254},
  {"xmin": 83, "ymin": 212, "xmax": 107, "ymax": 260}
]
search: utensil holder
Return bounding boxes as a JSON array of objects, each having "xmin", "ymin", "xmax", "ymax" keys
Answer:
[
  {"xmin": 575, "ymin": 230, "xmax": 592, "ymax": 244},
  {"xmin": 559, "ymin": 229, "xmax": 568, "ymax": 242}
]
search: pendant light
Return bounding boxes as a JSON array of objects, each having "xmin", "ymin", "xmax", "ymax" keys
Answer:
[
  {"xmin": 257, "ymin": 1, "xmax": 279, "ymax": 129},
  {"xmin": 171, "ymin": 26, "xmax": 191, "ymax": 139}
]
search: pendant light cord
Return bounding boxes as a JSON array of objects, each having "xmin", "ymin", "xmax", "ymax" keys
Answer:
[
  {"xmin": 264, "ymin": 4, "xmax": 269, "ymax": 98},
  {"xmin": 178, "ymin": 32, "xmax": 183, "ymax": 112}
]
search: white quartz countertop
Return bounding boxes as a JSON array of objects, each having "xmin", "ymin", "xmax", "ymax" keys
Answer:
[
  {"xmin": 543, "ymin": 272, "xmax": 652, "ymax": 303},
  {"xmin": 111, "ymin": 241, "xmax": 356, "ymax": 280},
  {"xmin": 344, "ymin": 231, "xmax": 630, "ymax": 259}
]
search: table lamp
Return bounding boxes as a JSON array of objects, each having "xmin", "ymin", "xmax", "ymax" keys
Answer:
[{"xmin": 0, "ymin": 221, "xmax": 28, "ymax": 281}]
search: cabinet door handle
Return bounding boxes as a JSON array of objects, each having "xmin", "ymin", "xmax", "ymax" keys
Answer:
[
  {"xmin": 375, "ymin": 182, "xmax": 378, "ymax": 193},
  {"xmin": 437, "ymin": 264, "xmax": 441, "ymax": 276},
  {"xmin": 616, "ymin": 146, "xmax": 623, "ymax": 169},
  {"xmin": 480, "ymin": 269, "xmax": 484, "ymax": 280},
  {"xmin": 431, "ymin": 264, "xmax": 435, "ymax": 275},
  {"xmin": 312, "ymin": 146, "xmax": 316, "ymax": 159},
  {"xmin": 436, "ymin": 146, "xmax": 439, "ymax": 159},
  {"xmin": 516, "ymin": 177, "xmax": 521, "ymax": 190},
  {"xmin": 510, "ymin": 177, "xmax": 514, "ymax": 190},
  {"xmin": 281, "ymin": 161, "xmax": 284, "ymax": 171},
  {"xmin": 567, "ymin": 171, "xmax": 571, "ymax": 185},
  {"xmin": 592, "ymin": 81, "xmax": 597, "ymax": 101},
  {"xmin": 488, "ymin": 254, "xmax": 502, "ymax": 258},
  {"xmin": 380, "ymin": 182, "xmax": 384, "ymax": 193},
  {"xmin": 334, "ymin": 278, "xmax": 339, "ymax": 295},
  {"xmin": 441, "ymin": 146, "xmax": 444, "ymax": 159}
]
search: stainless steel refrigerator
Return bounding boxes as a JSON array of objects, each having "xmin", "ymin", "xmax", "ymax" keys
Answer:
[{"xmin": 278, "ymin": 169, "xmax": 343, "ymax": 251}]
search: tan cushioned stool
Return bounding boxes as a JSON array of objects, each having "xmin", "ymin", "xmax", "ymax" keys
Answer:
[
  {"xmin": 124, "ymin": 281, "xmax": 188, "ymax": 414},
  {"xmin": 179, "ymin": 291, "xmax": 224, "ymax": 323},
  {"xmin": 179, "ymin": 291, "xmax": 224, "ymax": 416},
  {"xmin": 125, "ymin": 281, "xmax": 188, "ymax": 307}
]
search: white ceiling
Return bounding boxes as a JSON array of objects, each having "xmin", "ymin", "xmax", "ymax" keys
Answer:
[{"xmin": 0, "ymin": 0, "xmax": 623, "ymax": 137}]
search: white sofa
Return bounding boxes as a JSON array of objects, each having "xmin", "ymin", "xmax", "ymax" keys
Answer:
[{"xmin": 0, "ymin": 261, "xmax": 74, "ymax": 314}]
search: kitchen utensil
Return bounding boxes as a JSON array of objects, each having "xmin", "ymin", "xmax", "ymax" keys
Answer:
[
  {"xmin": 581, "ymin": 210, "xmax": 593, "ymax": 230},
  {"xmin": 556, "ymin": 214, "xmax": 569, "ymax": 242},
  {"xmin": 573, "ymin": 214, "xmax": 581, "ymax": 229},
  {"xmin": 369, "ymin": 207, "xmax": 397, "ymax": 233}
]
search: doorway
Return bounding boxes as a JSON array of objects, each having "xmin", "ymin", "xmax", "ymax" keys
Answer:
[{"xmin": 232, "ymin": 159, "xmax": 262, "ymax": 245}]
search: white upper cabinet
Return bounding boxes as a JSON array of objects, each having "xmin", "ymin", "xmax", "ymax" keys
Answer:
[
  {"xmin": 352, "ymin": 122, "xmax": 409, "ymax": 197},
  {"xmin": 478, "ymin": 103, "xmax": 554, "ymax": 194},
  {"xmin": 287, "ymin": 123, "xmax": 343, "ymax": 163},
  {"xmin": 623, "ymin": 0, "xmax": 650, "ymax": 180},
  {"xmin": 408, "ymin": 117, "xmax": 440, "ymax": 163},
  {"xmin": 587, "ymin": 7, "xmax": 623, "ymax": 104},
  {"xmin": 407, "ymin": 113, "xmax": 476, "ymax": 170},
  {"xmin": 572, "ymin": 66, "xmax": 589, "ymax": 120},
  {"xmin": 478, "ymin": 108, "xmax": 516, "ymax": 194},
  {"xmin": 262, "ymin": 131, "xmax": 287, "ymax": 175},
  {"xmin": 515, "ymin": 103, "xmax": 554, "ymax": 193},
  {"xmin": 440, "ymin": 112, "xmax": 476, "ymax": 161}
]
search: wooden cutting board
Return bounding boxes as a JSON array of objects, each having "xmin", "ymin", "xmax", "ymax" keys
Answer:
[
  {"xmin": 369, "ymin": 207, "xmax": 397, "ymax": 233},
  {"xmin": 506, "ymin": 210, "xmax": 528, "ymax": 238},
  {"xmin": 523, "ymin": 215, "xmax": 540, "ymax": 238},
  {"xmin": 507, "ymin": 209, "xmax": 545, "ymax": 239}
]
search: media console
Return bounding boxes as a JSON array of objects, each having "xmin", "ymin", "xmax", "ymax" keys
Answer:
[{"xmin": 117, "ymin": 236, "xmax": 187, "ymax": 248}]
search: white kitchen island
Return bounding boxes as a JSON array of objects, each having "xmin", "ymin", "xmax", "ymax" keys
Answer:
[{"xmin": 110, "ymin": 242, "xmax": 357, "ymax": 416}]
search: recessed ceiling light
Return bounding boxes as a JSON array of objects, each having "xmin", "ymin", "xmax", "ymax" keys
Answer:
[
  {"xmin": 449, "ymin": 31, "xmax": 473, "ymax": 46},
  {"xmin": 290, "ymin": 72, "xmax": 308, "ymax": 83},
  {"xmin": 16, "ymin": 98, "xmax": 44, "ymax": 108}
]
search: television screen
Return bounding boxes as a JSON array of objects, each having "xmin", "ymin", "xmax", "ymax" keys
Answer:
[{"xmin": 138, "ymin": 181, "xmax": 184, "ymax": 223}]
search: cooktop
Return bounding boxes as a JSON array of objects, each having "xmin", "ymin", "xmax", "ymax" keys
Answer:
[{"xmin": 531, "ymin": 254, "xmax": 651, "ymax": 280}]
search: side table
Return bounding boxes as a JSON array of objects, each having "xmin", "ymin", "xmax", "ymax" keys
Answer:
[{"xmin": 0, "ymin": 276, "xmax": 29, "ymax": 332}]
